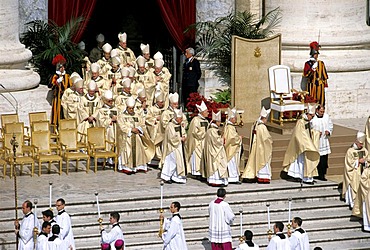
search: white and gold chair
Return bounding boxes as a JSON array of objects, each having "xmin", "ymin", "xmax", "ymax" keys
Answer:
[{"xmin": 268, "ymin": 65, "xmax": 306, "ymax": 126}]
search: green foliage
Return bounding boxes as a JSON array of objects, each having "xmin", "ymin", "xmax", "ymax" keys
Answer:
[
  {"xmin": 21, "ymin": 17, "xmax": 85, "ymax": 85},
  {"xmin": 211, "ymin": 88, "xmax": 231, "ymax": 104},
  {"xmin": 186, "ymin": 8, "xmax": 281, "ymax": 85}
]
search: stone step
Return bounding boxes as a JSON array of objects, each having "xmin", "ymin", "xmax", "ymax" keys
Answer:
[{"xmin": 0, "ymin": 185, "xmax": 340, "ymax": 223}]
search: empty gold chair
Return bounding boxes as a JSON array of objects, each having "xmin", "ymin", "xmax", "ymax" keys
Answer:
[
  {"xmin": 29, "ymin": 111, "xmax": 58, "ymax": 137},
  {"xmin": 1, "ymin": 113, "xmax": 19, "ymax": 144},
  {"xmin": 29, "ymin": 111, "xmax": 47, "ymax": 124},
  {"xmin": 31, "ymin": 121, "xmax": 59, "ymax": 149},
  {"xmin": 59, "ymin": 119, "xmax": 77, "ymax": 130},
  {"xmin": 87, "ymin": 127, "xmax": 117, "ymax": 173},
  {"xmin": 31, "ymin": 130, "xmax": 63, "ymax": 176},
  {"xmin": 59, "ymin": 129, "xmax": 90, "ymax": 174},
  {"xmin": 4, "ymin": 122, "xmax": 31, "ymax": 152},
  {"xmin": 3, "ymin": 133, "xmax": 34, "ymax": 177},
  {"xmin": 1, "ymin": 113, "xmax": 19, "ymax": 128}
]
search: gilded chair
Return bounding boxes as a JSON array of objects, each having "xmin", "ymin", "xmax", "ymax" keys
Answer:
[
  {"xmin": 29, "ymin": 111, "xmax": 48, "ymax": 124},
  {"xmin": 268, "ymin": 65, "xmax": 305, "ymax": 126},
  {"xmin": 59, "ymin": 129, "xmax": 90, "ymax": 174},
  {"xmin": 59, "ymin": 119, "xmax": 77, "ymax": 130},
  {"xmin": 31, "ymin": 121, "xmax": 59, "ymax": 150},
  {"xmin": 87, "ymin": 127, "xmax": 117, "ymax": 173},
  {"xmin": 1, "ymin": 113, "xmax": 19, "ymax": 128},
  {"xmin": 31, "ymin": 130, "xmax": 63, "ymax": 176},
  {"xmin": 4, "ymin": 122, "xmax": 31, "ymax": 152},
  {"xmin": 3, "ymin": 133, "xmax": 34, "ymax": 177},
  {"xmin": 29, "ymin": 111, "xmax": 58, "ymax": 137},
  {"xmin": 1, "ymin": 113, "xmax": 19, "ymax": 144}
]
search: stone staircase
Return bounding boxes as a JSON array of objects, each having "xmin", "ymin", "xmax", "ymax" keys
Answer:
[
  {"xmin": 240, "ymin": 123, "xmax": 357, "ymax": 179},
  {"xmin": 1, "ymin": 172, "xmax": 370, "ymax": 250},
  {"xmin": 0, "ymin": 122, "xmax": 366, "ymax": 250}
]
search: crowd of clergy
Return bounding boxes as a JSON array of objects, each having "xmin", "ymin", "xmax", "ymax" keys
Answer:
[{"xmin": 49, "ymin": 32, "xmax": 275, "ymax": 188}]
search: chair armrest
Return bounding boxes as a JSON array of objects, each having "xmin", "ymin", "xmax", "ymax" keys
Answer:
[
  {"xmin": 87, "ymin": 141, "xmax": 96, "ymax": 154},
  {"xmin": 31, "ymin": 144, "xmax": 40, "ymax": 156},
  {"xmin": 105, "ymin": 140, "xmax": 116, "ymax": 151}
]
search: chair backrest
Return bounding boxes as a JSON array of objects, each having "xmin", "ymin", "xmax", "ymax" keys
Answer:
[
  {"xmin": 268, "ymin": 65, "xmax": 293, "ymax": 99},
  {"xmin": 4, "ymin": 133, "xmax": 24, "ymax": 155},
  {"xmin": 1, "ymin": 113, "xmax": 19, "ymax": 128},
  {"xmin": 87, "ymin": 127, "xmax": 106, "ymax": 149},
  {"xmin": 4, "ymin": 122, "xmax": 24, "ymax": 134},
  {"xmin": 59, "ymin": 129, "xmax": 77, "ymax": 149},
  {"xmin": 31, "ymin": 121, "xmax": 50, "ymax": 133},
  {"xmin": 59, "ymin": 119, "xmax": 77, "ymax": 130},
  {"xmin": 31, "ymin": 130, "xmax": 51, "ymax": 154},
  {"xmin": 29, "ymin": 111, "xmax": 48, "ymax": 124}
]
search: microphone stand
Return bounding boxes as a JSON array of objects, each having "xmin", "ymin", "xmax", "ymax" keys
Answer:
[{"xmin": 0, "ymin": 83, "xmax": 18, "ymax": 114}]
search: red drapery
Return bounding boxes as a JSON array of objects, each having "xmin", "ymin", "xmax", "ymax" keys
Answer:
[
  {"xmin": 48, "ymin": 0, "xmax": 97, "ymax": 43},
  {"xmin": 156, "ymin": 0, "xmax": 196, "ymax": 52}
]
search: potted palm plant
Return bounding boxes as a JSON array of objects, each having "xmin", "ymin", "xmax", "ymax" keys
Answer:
[{"xmin": 21, "ymin": 17, "xmax": 85, "ymax": 86}]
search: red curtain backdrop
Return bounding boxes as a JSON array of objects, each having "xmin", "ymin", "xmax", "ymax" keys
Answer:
[
  {"xmin": 48, "ymin": 0, "xmax": 97, "ymax": 43},
  {"xmin": 156, "ymin": 0, "xmax": 196, "ymax": 52}
]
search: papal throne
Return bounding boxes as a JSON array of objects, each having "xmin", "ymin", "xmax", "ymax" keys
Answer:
[{"xmin": 268, "ymin": 65, "xmax": 305, "ymax": 126}]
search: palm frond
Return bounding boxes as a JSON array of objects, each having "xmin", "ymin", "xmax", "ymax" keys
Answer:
[{"xmin": 186, "ymin": 8, "xmax": 281, "ymax": 85}]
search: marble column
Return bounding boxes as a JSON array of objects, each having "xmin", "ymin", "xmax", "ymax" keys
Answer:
[
  {"xmin": 0, "ymin": 0, "xmax": 42, "ymax": 124},
  {"xmin": 196, "ymin": 0, "xmax": 235, "ymax": 98},
  {"xmin": 265, "ymin": 0, "xmax": 370, "ymax": 119}
]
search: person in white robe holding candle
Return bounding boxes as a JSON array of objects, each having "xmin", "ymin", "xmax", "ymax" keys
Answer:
[
  {"xmin": 266, "ymin": 222, "xmax": 290, "ymax": 250},
  {"xmin": 55, "ymin": 198, "xmax": 75, "ymax": 250},
  {"xmin": 160, "ymin": 201, "xmax": 188, "ymax": 250},
  {"xmin": 288, "ymin": 217, "xmax": 310, "ymax": 250},
  {"xmin": 14, "ymin": 200, "xmax": 41, "ymax": 250},
  {"xmin": 101, "ymin": 212, "xmax": 125, "ymax": 249}
]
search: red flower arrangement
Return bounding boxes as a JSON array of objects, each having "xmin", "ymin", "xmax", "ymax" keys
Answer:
[{"xmin": 186, "ymin": 92, "xmax": 229, "ymax": 121}]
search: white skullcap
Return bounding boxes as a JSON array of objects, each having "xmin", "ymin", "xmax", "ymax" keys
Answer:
[
  {"xmin": 90, "ymin": 63, "xmax": 100, "ymax": 73},
  {"xmin": 121, "ymin": 67, "xmax": 130, "ymax": 77},
  {"xmin": 128, "ymin": 66, "xmax": 136, "ymax": 77},
  {"xmin": 169, "ymin": 92, "xmax": 179, "ymax": 104},
  {"xmin": 259, "ymin": 106, "xmax": 271, "ymax": 118},
  {"xmin": 104, "ymin": 90, "xmax": 113, "ymax": 100},
  {"xmin": 357, "ymin": 131, "xmax": 366, "ymax": 144},
  {"xmin": 212, "ymin": 111, "xmax": 221, "ymax": 121},
  {"xmin": 88, "ymin": 80, "xmax": 97, "ymax": 91},
  {"xmin": 153, "ymin": 51, "xmax": 163, "ymax": 60},
  {"xmin": 111, "ymin": 57, "xmax": 121, "ymax": 66},
  {"xmin": 96, "ymin": 33, "xmax": 105, "ymax": 43},
  {"xmin": 118, "ymin": 32, "xmax": 127, "ymax": 43},
  {"xmin": 154, "ymin": 59, "xmax": 164, "ymax": 68},
  {"xmin": 110, "ymin": 49, "xmax": 119, "ymax": 58},
  {"xmin": 196, "ymin": 101, "xmax": 208, "ymax": 113},
  {"xmin": 121, "ymin": 78, "xmax": 131, "ymax": 88},
  {"xmin": 78, "ymin": 41, "xmax": 85, "ymax": 50},
  {"xmin": 74, "ymin": 79, "xmax": 84, "ymax": 89},
  {"xmin": 126, "ymin": 96, "xmax": 136, "ymax": 107},
  {"xmin": 137, "ymin": 88, "xmax": 146, "ymax": 98},
  {"xmin": 227, "ymin": 107, "xmax": 237, "ymax": 120},
  {"xmin": 174, "ymin": 107, "xmax": 183, "ymax": 118},
  {"xmin": 136, "ymin": 56, "xmax": 146, "ymax": 67},
  {"xmin": 155, "ymin": 90, "xmax": 164, "ymax": 102},
  {"xmin": 140, "ymin": 43, "xmax": 150, "ymax": 54},
  {"xmin": 102, "ymin": 43, "xmax": 112, "ymax": 53},
  {"xmin": 307, "ymin": 103, "xmax": 316, "ymax": 115}
]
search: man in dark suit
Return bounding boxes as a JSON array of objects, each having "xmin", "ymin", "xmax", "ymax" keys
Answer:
[{"xmin": 182, "ymin": 47, "xmax": 201, "ymax": 106}]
